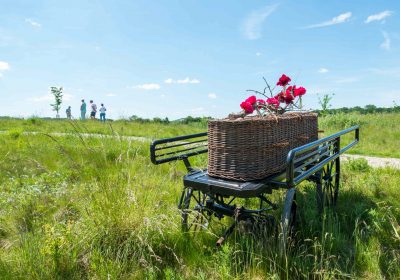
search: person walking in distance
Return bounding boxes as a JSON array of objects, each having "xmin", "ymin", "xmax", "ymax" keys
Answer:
[
  {"xmin": 66, "ymin": 106, "xmax": 72, "ymax": 119},
  {"xmin": 99, "ymin": 103, "xmax": 107, "ymax": 122},
  {"xmin": 90, "ymin": 100, "xmax": 97, "ymax": 120},
  {"xmin": 80, "ymin": 99, "xmax": 86, "ymax": 120}
]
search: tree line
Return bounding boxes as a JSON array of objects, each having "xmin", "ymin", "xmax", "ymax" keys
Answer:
[{"xmin": 314, "ymin": 103, "xmax": 400, "ymax": 115}]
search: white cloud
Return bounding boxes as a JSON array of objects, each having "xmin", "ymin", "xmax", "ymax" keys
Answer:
[
  {"xmin": 106, "ymin": 93, "xmax": 116, "ymax": 97},
  {"xmin": 29, "ymin": 93, "xmax": 73, "ymax": 102},
  {"xmin": 208, "ymin": 93, "xmax": 217, "ymax": 99},
  {"xmin": 0, "ymin": 73, "xmax": 2, "ymax": 78},
  {"xmin": 164, "ymin": 77, "xmax": 200, "ymax": 84},
  {"xmin": 0, "ymin": 61, "xmax": 10, "ymax": 71},
  {"xmin": 178, "ymin": 77, "xmax": 200, "ymax": 84},
  {"xmin": 318, "ymin": 68, "xmax": 329, "ymax": 73},
  {"xmin": 256, "ymin": 52, "xmax": 262, "ymax": 56},
  {"xmin": 303, "ymin": 12, "xmax": 352, "ymax": 29},
  {"xmin": 241, "ymin": 4, "xmax": 279, "ymax": 40},
  {"xmin": 365, "ymin": 11, "xmax": 393, "ymax": 23},
  {"xmin": 133, "ymin": 83, "xmax": 161, "ymax": 90},
  {"xmin": 380, "ymin": 31, "xmax": 391, "ymax": 51},
  {"xmin": 25, "ymin": 18, "xmax": 41, "ymax": 28}
]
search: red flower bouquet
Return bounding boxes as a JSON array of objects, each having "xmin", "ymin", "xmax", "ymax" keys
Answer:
[{"xmin": 238, "ymin": 74, "xmax": 307, "ymax": 117}]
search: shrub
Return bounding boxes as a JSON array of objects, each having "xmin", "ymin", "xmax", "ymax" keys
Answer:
[{"xmin": 347, "ymin": 158, "xmax": 370, "ymax": 172}]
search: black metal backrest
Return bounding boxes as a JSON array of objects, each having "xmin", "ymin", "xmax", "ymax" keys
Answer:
[
  {"xmin": 150, "ymin": 132, "xmax": 208, "ymax": 171},
  {"xmin": 286, "ymin": 125, "xmax": 359, "ymax": 188}
]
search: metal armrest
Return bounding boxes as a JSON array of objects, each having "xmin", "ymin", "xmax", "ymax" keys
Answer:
[
  {"xmin": 150, "ymin": 132, "xmax": 208, "ymax": 170},
  {"xmin": 286, "ymin": 125, "xmax": 360, "ymax": 188}
]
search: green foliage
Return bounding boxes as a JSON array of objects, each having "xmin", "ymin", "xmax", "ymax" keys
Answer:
[
  {"xmin": 347, "ymin": 158, "xmax": 370, "ymax": 172},
  {"xmin": 7, "ymin": 128, "xmax": 23, "ymax": 139},
  {"xmin": 319, "ymin": 113, "xmax": 366, "ymax": 130},
  {"xmin": 50, "ymin": 87, "xmax": 63, "ymax": 118},
  {"xmin": 315, "ymin": 103, "xmax": 400, "ymax": 115},
  {"xmin": 317, "ymin": 93, "xmax": 335, "ymax": 115}
]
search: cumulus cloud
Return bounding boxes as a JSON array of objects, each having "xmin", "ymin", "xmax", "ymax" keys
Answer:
[
  {"xmin": 365, "ymin": 11, "xmax": 393, "ymax": 23},
  {"xmin": 380, "ymin": 31, "xmax": 391, "ymax": 51},
  {"xmin": 106, "ymin": 93, "xmax": 116, "ymax": 97},
  {"xmin": 318, "ymin": 68, "xmax": 329, "ymax": 73},
  {"xmin": 208, "ymin": 93, "xmax": 217, "ymax": 99},
  {"xmin": 241, "ymin": 4, "xmax": 279, "ymax": 40},
  {"xmin": 256, "ymin": 52, "xmax": 262, "ymax": 56},
  {"xmin": 0, "ymin": 61, "xmax": 10, "ymax": 71},
  {"xmin": 132, "ymin": 83, "xmax": 161, "ymax": 90},
  {"xmin": 25, "ymin": 18, "xmax": 41, "ymax": 28},
  {"xmin": 164, "ymin": 78, "xmax": 200, "ymax": 84},
  {"xmin": 303, "ymin": 12, "xmax": 352, "ymax": 29}
]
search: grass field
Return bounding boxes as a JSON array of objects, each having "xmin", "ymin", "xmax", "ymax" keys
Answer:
[
  {"xmin": 1, "ymin": 112, "xmax": 399, "ymax": 158},
  {"xmin": 0, "ymin": 118, "xmax": 399, "ymax": 279}
]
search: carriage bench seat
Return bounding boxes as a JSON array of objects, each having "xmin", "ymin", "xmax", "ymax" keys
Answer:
[{"xmin": 183, "ymin": 169, "xmax": 286, "ymax": 198}]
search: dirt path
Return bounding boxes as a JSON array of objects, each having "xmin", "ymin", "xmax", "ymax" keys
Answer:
[
  {"xmin": 342, "ymin": 154, "xmax": 400, "ymax": 169},
  {"xmin": 1, "ymin": 131, "xmax": 399, "ymax": 169}
]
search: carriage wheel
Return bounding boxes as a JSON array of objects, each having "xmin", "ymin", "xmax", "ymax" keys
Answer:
[
  {"xmin": 181, "ymin": 188, "xmax": 210, "ymax": 232},
  {"xmin": 279, "ymin": 188, "xmax": 297, "ymax": 253},
  {"xmin": 316, "ymin": 158, "xmax": 340, "ymax": 212}
]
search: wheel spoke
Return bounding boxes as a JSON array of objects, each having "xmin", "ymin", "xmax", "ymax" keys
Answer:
[{"xmin": 318, "ymin": 160, "xmax": 339, "ymax": 210}]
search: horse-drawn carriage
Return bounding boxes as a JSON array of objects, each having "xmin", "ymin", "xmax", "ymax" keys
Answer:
[{"xmin": 150, "ymin": 126, "xmax": 359, "ymax": 249}]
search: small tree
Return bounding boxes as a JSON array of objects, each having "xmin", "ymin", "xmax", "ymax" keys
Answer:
[
  {"xmin": 318, "ymin": 93, "xmax": 334, "ymax": 115},
  {"xmin": 394, "ymin": 101, "xmax": 400, "ymax": 112},
  {"xmin": 50, "ymin": 87, "xmax": 63, "ymax": 118}
]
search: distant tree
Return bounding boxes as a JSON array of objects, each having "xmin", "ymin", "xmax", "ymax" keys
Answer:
[
  {"xmin": 364, "ymin": 104, "xmax": 377, "ymax": 114},
  {"xmin": 394, "ymin": 101, "xmax": 400, "ymax": 112},
  {"xmin": 318, "ymin": 93, "xmax": 334, "ymax": 115},
  {"xmin": 50, "ymin": 87, "xmax": 63, "ymax": 118}
]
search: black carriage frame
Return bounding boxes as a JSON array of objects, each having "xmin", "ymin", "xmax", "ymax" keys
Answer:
[{"xmin": 150, "ymin": 126, "xmax": 359, "ymax": 246}]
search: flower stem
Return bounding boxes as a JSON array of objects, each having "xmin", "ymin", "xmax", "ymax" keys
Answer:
[{"xmin": 299, "ymin": 96, "xmax": 303, "ymax": 110}]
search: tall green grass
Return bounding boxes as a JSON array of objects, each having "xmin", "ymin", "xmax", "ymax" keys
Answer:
[
  {"xmin": 0, "ymin": 131, "xmax": 399, "ymax": 279},
  {"xmin": 318, "ymin": 113, "xmax": 400, "ymax": 158}
]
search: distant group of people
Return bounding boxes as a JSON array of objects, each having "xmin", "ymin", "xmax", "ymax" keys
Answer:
[{"xmin": 65, "ymin": 99, "xmax": 107, "ymax": 122}]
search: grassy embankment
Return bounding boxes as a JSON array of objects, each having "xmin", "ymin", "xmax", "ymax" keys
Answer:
[
  {"xmin": 1, "ymin": 112, "xmax": 399, "ymax": 158},
  {"xmin": 0, "ymin": 118, "xmax": 399, "ymax": 279}
]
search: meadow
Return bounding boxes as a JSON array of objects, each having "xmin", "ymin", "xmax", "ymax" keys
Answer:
[
  {"xmin": 0, "ymin": 113, "xmax": 399, "ymax": 279},
  {"xmin": 1, "ymin": 112, "xmax": 399, "ymax": 158}
]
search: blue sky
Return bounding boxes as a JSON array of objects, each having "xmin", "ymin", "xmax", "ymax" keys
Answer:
[{"xmin": 0, "ymin": 0, "xmax": 399, "ymax": 119}]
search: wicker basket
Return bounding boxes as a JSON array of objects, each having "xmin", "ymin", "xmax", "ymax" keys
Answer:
[{"xmin": 208, "ymin": 112, "xmax": 318, "ymax": 181}]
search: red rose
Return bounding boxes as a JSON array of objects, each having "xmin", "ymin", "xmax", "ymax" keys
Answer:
[
  {"xmin": 276, "ymin": 74, "xmax": 291, "ymax": 87},
  {"xmin": 277, "ymin": 90, "xmax": 294, "ymax": 104},
  {"xmin": 274, "ymin": 92, "xmax": 284, "ymax": 103},
  {"xmin": 245, "ymin": 95, "xmax": 257, "ymax": 105},
  {"xmin": 240, "ymin": 101, "xmax": 254, "ymax": 114},
  {"xmin": 266, "ymin": 97, "xmax": 280, "ymax": 108},
  {"xmin": 283, "ymin": 92, "xmax": 294, "ymax": 104},
  {"xmin": 256, "ymin": 99, "xmax": 266, "ymax": 109},
  {"xmin": 286, "ymin": 85, "xmax": 295, "ymax": 93},
  {"xmin": 294, "ymin": 86, "xmax": 306, "ymax": 97}
]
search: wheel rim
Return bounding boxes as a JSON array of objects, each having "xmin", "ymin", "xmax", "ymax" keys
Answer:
[{"xmin": 181, "ymin": 188, "xmax": 210, "ymax": 232}]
